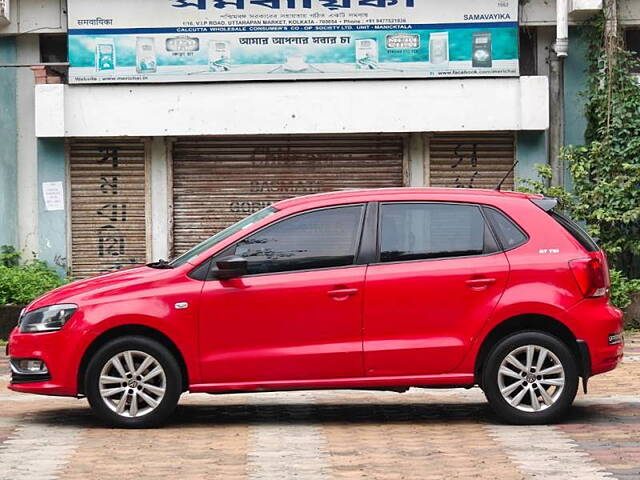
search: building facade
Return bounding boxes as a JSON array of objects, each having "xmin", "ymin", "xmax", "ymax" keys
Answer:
[{"xmin": 0, "ymin": 0, "xmax": 637, "ymax": 278}]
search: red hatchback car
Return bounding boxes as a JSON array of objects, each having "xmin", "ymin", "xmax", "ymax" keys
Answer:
[{"xmin": 7, "ymin": 188, "xmax": 624, "ymax": 428}]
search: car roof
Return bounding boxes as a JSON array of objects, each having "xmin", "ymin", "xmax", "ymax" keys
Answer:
[{"xmin": 273, "ymin": 187, "xmax": 540, "ymax": 210}]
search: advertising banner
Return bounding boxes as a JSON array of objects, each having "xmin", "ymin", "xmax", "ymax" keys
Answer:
[{"xmin": 67, "ymin": 0, "xmax": 519, "ymax": 84}]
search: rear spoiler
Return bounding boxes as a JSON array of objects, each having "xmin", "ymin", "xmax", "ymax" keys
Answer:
[{"xmin": 531, "ymin": 197, "xmax": 558, "ymax": 212}]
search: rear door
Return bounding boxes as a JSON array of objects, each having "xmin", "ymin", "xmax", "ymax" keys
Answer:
[{"xmin": 363, "ymin": 202, "xmax": 510, "ymax": 377}]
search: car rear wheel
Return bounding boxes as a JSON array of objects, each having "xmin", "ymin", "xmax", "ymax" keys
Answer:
[
  {"xmin": 85, "ymin": 336, "xmax": 182, "ymax": 428},
  {"xmin": 482, "ymin": 331, "xmax": 579, "ymax": 424}
]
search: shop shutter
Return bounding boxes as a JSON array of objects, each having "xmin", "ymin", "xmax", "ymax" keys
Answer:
[
  {"xmin": 69, "ymin": 139, "xmax": 148, "ymax": 278},
  {"xmin": 429, "ymin": 133, "xmax": 515, "ymax": 190},
  {"xmin": 172, "ymin": 135, "xmax": 405, "ymax": 256}
]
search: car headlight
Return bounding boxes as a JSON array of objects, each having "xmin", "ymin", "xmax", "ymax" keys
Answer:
[{"xmin": 19, "ymin": 304, "xmax": 78, "ymax": 333}]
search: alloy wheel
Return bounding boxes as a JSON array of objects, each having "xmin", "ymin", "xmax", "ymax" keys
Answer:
[
  {"xmin": 98, "ymin": 350, "xmax": 167, "ymax": 418},
  {"xmin": 497, "ymin": 344, "xmax": 565, "ymax": 413}
]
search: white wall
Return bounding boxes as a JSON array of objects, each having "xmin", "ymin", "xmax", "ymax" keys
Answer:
[
  {"xmin": 407, "ymin": 133, "xmax": 427, "ymax": 187},
  {"xmin": 619, "ymin": 0, "xmax": 640, "ymax": 25},
  {"xmin": 0, "ymin": 0, "xmax": 67, "ymax": 35},
  {"xmin": 521, "ymin": 0, "xmax": 638, "ymax": 26},
  {"xmin": 35, "ymin": 76, "xmax": 549, "ymax": 138},
  {"xmin": 16, "ymin": 34, "xmax": 39, "ymax": 254},
  {"xmin": 150, "ymin": 137, "xmax": 169, "ymax": 262}
]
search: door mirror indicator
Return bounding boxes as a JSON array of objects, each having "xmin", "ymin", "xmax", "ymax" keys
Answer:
[{"xmin": 211, "ymin": 256, "xmax": 248, "ymax": 280}]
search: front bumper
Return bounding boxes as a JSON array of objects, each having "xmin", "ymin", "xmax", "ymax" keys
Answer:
[
  {"xmin": 9, "ymin": 357, "xmax": 52, "ymax": 383},
  {"xmin": 6, "ymin": 327, "xmax": 83, "ymax": 396}
]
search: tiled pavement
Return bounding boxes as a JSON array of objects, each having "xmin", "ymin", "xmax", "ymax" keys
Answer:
[{"xmin": 0, "ymin": 335, "xmax": 638, "ymax": 480}]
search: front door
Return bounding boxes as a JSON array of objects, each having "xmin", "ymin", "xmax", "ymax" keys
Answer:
[
  {"xmin": 198, "ymin": 204, "xmax": 366, "ymax": 384},
  {"xmin": 363, "ymin": 202, "xmax": 510, "ymax": 377}
]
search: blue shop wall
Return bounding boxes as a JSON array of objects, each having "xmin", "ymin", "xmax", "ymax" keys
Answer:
[
  {"xmin": 516, "ymin": 130, "xmax": 547, "ymax": 185},
  {"xmin": 37, "ymin": 138, "xmax": 67, "ymax": 276},
  {"xmin": 0, "ymin": 37, "xmax": 17, "ymax": 248},
  {"xmin": 516, "ymin": 27, "xmax": 589, "ymax": 189},
  {"xmin": 563, "ymin": 27, "xmax": 590, "ymax": 190},
  {"xmin": 565, "ymin": 27, "xmax": 589, "ymax": 147}
]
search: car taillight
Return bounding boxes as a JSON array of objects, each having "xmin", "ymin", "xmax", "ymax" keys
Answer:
[{"xmin": 569, "ymin": 253, "xmax": 608, "ymax": 298}]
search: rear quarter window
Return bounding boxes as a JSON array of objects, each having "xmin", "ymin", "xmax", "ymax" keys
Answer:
[
  {"xmin": 549, "ymin": 211, "xmax": 599, "ymax": 252},
  {"xmin": 482, "ymin": 207, "xmax": 528, "ymax": 250}
]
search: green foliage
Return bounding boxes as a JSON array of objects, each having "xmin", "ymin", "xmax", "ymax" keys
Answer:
[
  {"xmin": 570, "ymin": 16, "xmax": 640, "ymax": 266},
  {"xmin": 518, "ymin": 164, "xmax": 574, "ymax": 211},
  {"xmin": 518, "ymin": 15, "xmax": 640, "ymax": 312},
  {"xmin": 609, "ymin": 269, "xmax": 640, "ymax": 311},
  {"xmin": 0, "ymin": 245, "xmax": 21, "ymax": 268},
  {"xmin": 0, "ymin": 246, "xmax": 68, "ymax": 306}
]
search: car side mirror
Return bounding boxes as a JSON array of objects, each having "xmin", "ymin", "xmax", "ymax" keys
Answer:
[{"xmin": 210, "ymin": 256, "xmax": 248, "ymax": 280}]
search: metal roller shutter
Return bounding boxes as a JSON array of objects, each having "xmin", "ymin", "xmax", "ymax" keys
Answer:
[
  {"xmin": 172, "ymin": 135, "xmax": 405, "ymax": 256},
  {"xmin": 429, "ymin": 133, "xmax": 515, "ymax": 190},
  {"xmin": 69, "ymin": 139, "xmax": 149, "ymax": 278}
]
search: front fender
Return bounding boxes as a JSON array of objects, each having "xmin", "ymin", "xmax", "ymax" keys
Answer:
[{"xmin": 82, "ymin": 305, "xmax": 200, "ymax": 386}]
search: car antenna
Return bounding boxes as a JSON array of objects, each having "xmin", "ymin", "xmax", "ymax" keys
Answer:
[{"xmin": 495, "ymin": 161, "xmax": 519, "ymax": 191}]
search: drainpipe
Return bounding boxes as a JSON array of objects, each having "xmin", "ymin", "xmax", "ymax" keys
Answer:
[
  {"xmin": 549, "ymin": 0, "xmax": 569, "ymax": 187},
  {"xmin": 556, "ymin": 0, "xmax": 569, "ymax": 58}
]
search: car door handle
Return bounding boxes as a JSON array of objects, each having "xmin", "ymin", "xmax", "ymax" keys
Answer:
[
  {"xmin": 327, "ymin": 288, "xmax": 359, "ymax": 299},
  {"xmin": 465, "ymin": 277, "xmax": 496, "ymax": 288}
]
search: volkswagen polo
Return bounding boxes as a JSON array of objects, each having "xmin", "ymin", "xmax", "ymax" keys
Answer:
[{"xmin": 7, "ymin": 188, "xmax": 624, "ymax": 428}]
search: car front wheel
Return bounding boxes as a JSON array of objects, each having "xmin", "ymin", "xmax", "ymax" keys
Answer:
[
  {"xmin": 85, "ymin": 336, "xmax": 182, "ymax": 428},
  {"xmin": 482, "ymin": 331, "xmax": 579, "ymax": 424}
]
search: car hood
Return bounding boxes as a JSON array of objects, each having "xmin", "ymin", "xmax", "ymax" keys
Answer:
[{"xmin": 26, "ymin": 266, "xmax": 166, "ymax": 312}]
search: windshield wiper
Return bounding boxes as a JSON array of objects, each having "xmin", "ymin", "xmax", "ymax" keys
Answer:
[{"xmin": 147, "ymin": 259, "xmax": 174, "ymax": 269}]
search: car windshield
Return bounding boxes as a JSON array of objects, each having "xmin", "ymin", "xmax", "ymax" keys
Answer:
[{"xmin": 169, "ymin": 206, "xmax": 278, "ymax": 267}]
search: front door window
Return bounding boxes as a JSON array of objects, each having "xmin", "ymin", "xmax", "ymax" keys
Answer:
[{"xmin": 230, "ymin": 205, "xmax": 365, "ymax": 275}]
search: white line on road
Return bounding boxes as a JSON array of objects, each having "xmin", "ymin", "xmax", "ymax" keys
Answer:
[
  {"xmin": 0, "ymin": 393, "xmax": 81, "ymax": 403},
  {"xmin": 576, "ymin": 395, "xmax": 640, "ymax": 405},
  {"xmin": 247, "ymin": 392, "xmax": 331, "ymax": 480},
  {"xmin": 487, "ymin": 424, "xmax": 614, "ymax": 480},
  {"xmin": 0, "ymin": 418, "xmax": 82, "ymax": 480}
]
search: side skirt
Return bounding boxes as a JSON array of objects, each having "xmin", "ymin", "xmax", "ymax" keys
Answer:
[{"xmin": 189, "ymin": 373, "xmax": 475, "ymax": 394}]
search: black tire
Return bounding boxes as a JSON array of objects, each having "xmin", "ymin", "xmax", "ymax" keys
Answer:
[
  {"xmin": 85, "ymin": 335, "xmax": 182, "ymax": 428},
  {"xmin": 482, "ymin": 331, "xmax": 578, "ymax": 425}
]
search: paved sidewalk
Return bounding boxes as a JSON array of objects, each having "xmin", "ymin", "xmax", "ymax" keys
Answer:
[{"xmin": 0, "ymin": 335, "xmax": 638, "ymax": 480}]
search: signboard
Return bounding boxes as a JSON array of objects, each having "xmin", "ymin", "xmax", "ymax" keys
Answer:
[
  {"xmin": 68, "ymin": 0, "xmax": 519, "ymax": 84},
  {"xmin": 42, "ymin": 182, "xmax": 65, "ymax": 211}
]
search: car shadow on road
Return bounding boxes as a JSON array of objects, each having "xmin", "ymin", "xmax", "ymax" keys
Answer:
[{"xmin": 22, "ymin": 399, "xmax": 632, "ymax": 429}]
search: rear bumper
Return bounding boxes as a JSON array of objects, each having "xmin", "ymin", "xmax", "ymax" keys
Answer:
[
  {"xmin": 590, "ymin": 340, "xmax": 624, "ymax": 376},
  {"xmin": 569, "ymin": 300, "xmax": 624, "ymax": 377}
]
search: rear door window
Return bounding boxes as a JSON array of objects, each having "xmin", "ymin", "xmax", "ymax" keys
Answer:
[{"xmin": 379, "ymin": 203, "xmax": 498, "ymax": 263}]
